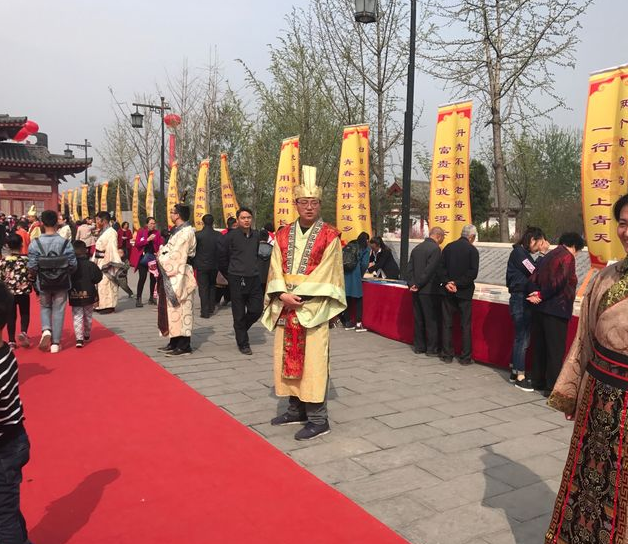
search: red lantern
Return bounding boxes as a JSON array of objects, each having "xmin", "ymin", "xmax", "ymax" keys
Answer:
[
  {"xmin": 23, "ymin": 120, "xmax": 39, "ymax": 134},
  {"xmin": 12, "ymin": 128, "xmax": 29, "ymax": 142},
  {"xmin": 164, "ymin": 113, "xmax": 181, "ymax": 130}
]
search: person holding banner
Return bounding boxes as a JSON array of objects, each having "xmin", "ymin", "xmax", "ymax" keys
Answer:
[
  {"xmin": 263, "ymin": 166, "xmax": 346, "ymax": 441},
  {"xmin": 92, "ymin": 211, "xmax": 122, "ymax": 314},
  {"xmin": 156, "ymin": 204, "xmax": 197, "ymax": 357},
  {"xmin": 544, "ymin": 195, "xmax": 628, "ymax": 544}
]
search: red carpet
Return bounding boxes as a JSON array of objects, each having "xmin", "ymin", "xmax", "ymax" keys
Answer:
[{"xmin": 13, "ymin": 306, "xmax": 409, "ymax": 544}]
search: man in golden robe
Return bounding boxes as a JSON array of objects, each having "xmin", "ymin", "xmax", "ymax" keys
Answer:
[
  {"xmin": 156, "ymin": 203, "xmax": 197, "ymax": 357},
  {"xmin": 93, "ymin": 211, "xmax": 121, "ymax": 314},
  {"xmin": 262, "ymin": 166, "xmax": 346, "ymax": 441}
]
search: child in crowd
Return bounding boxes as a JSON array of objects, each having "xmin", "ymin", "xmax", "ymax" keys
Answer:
[
  {"xmin": 68, "ymin": 240, "xmax": 103, "ymax": 348},
  {"xmin": 0, "ymin": 282, "xmax": 32, "ymax": 543},
  {"xmin": 0, "ymin": 234, "xmax": 33, "ymax": 349}
]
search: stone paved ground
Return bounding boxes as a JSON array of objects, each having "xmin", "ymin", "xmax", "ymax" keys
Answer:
[{"xmin": 97, "ymin": 285, "xmax": 572, "ymax": 544}]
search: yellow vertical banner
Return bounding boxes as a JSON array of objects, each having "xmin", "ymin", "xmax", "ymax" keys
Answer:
[
  {"xmin": 100, "ymin": 181, "xmax": 109, "ymax": 213},
  {"xmin": 132, "ymin": 175, "xmax": 141, "ymax": 231},
  {"xmin": 145, "ymin": 171, "xmax": 154, "ymax": 218},
  {"xmin": 67, "ymin": 190, "xmax": 73, "ymax": 218},
  {"xmin": 220, "ymin": 153, "xmax": 240, "ymax": 226},
  {"xmin": 581, "ymin": 64, "xmax": 628, "ymax": 268},
  {"xmin": 428, "ymin": 101, "xmax": 473, "ymax": 246},
  {"xmin": 94, "ymin": 184, "xmax": 100, "ymax": 213},
  {"xmin": 336, "ymin": 125, "xmax": 371, "ymax": 242},
  {"xmin": 60, "ymin": 191, "xmax": 65, "ymax": 213},
  {"xmin": 274, "ymin": 136, "xmax": 300, "ymax": 228},
  {"xmin": 81, "ymin": 185, "xmax": 88, "ymax": 219},
  {"xmin": 73, "ymin": 188, "xmax": 79, "ymax": 220},
  {"xmin": 167, "ymin": 161, "xmax": 179, "ymax": 228},
  {"xmin": 194, "ymin": 159, "xmax": 210, "ymax": 230},
  {"xmin": 115, "ymin": 183, "xmax": 122, "ymax": 224}
]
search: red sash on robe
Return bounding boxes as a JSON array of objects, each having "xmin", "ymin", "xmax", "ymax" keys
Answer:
[{"xmin": 275, "ymin": 221, "xmax": 340, "ymax": 380}]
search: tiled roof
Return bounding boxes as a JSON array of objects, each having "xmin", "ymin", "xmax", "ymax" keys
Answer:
[
  {"xmin": 0, "ymin": 116, "xmax": 27, "ymax": 128},
  {"xmin": 0, "ymin": 142, "xmax": 91, "ymax": 174}
]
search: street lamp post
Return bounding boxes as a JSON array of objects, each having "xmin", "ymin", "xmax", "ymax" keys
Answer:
[
  {"xmin": 130, "ymin": 97, "xmax": 171, "ymax": 195},
  {"xmin": 355, "ymin": 0, "xmax": 416, "ymax": 275},
  {"xmin": 64, "ymin": 139, "xmax": 92, "ymax": 185}
]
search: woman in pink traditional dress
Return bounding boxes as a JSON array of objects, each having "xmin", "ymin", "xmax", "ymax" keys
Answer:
[{"xmin": 546, "ymin": 194, "xmax": 628, "ymax": 544}]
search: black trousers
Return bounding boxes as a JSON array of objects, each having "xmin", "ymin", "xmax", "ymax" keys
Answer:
[
  {"xmin": 531, "ymin": 312, "xmax": 569, "ymax": 391},
  {"xmin": 342, "ymin": 296, "xmax": 363, "ymax": 324},
  {"xmin": 137, "ymin": 264, "xmax": 156, "ymax": 301},
  {"xmin": 413, "ymin": 292, "xmax": 440, "ymax": 354},
  {"xmin": 229, "ymin": 275, "xmax": 263, "ymax": 348},
  {"xmin": 7, "ymin": 294, "xmax": 30, "ymax": 343},
  {"xmin": 442, "ymin": 296, "xmax": 472, "ymax": 362},
  {"xmin": 196, "ymin": 269, "xmax": 217, "ymax": 317}
]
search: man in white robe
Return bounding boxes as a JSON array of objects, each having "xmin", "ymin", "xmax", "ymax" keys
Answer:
[
  {"xmin": 156, "ymin": 204, "xmax": 197, "ymax": 356},
  {"xmin": 93, "ymin": 211, "xmax": 121, "ymax": 314}
]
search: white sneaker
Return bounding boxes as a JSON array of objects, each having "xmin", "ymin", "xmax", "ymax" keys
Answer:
[
  {"xmin": 38, "ymin": 330, "xmax": 52, "ymax": 351},
  {"xmin": 355, "ymin": 323, "xmax": 368, "ymax": 332},
  {"xmin": 50, "ymin": 343, "xmax": 61, "ymax": 354}
]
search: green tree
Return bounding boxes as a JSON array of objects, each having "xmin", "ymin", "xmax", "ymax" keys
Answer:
[{"xmin": 469, "ymin": 159, "xmax": 491, "ymax": 226}]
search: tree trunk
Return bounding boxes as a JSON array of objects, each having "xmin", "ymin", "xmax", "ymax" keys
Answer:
[{"xmin": 490, "ymin": 107, "xmax": 510, "ymax": 242}]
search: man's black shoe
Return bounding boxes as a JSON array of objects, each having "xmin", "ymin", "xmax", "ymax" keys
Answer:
[
  {"xmin": 239, "ymin": 346, "xmax": 253, "ymax": 355},
  {"xmin": 157, "ymin": 344, "xmax": 175, "ymax": 353},
  {"xmin": 440, "ymin": 356, "xmax": 453, "ymax": 363},
  {"xmin": 509, "ymin": 370, "xmax": 517, "ymax": 383},
  {"xmin": 165, "ymin": 347, "xmax": 192, "ymax": 357},
  {"xmin": 425, "ymin": 351, "xmax": 440, "ymax": 358},
  {"xmin": 459, "ymin": 358, "xmax": 473, "ymax": 366},
  {"xmin": 270, "ymin": 412, "xmax": 307, "ymax": 426},
  {"xmin": 294, "ymin": 421, "xmax": 331, "ymax": 441},
  {"xmin": 413, "ymin": 347, "xmax": 426, "ymax": 354},
  {"xmin": 148, "ymin": 297, "xmax": 157, "ymax": 305},
  {"xmin": 200, "ymin": 314, "xmax": 210, "ymax": 319},
  {"xmin": 136, "ymin": 299, "xmax": 144, "ymax": 308}
]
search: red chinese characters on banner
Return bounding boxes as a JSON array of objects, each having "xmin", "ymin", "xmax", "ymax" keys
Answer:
[
  {"xmin": 581, "ymin": 65, "xmax": 628, "ymax": 267},
  {"xmin": 273, "ymin": 136, "xmax": 300, "ymax": 228},
  {"xmin": 336, "ymin": 125, "xmax": 371, "ymax": 242},
  {"xmin": 428, "ymin": 102, "xmax": 473, "ymax": 246}
]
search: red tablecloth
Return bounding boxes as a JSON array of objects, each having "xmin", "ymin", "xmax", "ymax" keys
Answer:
[{"xmin": 361, "ymin": 281, "xmax": 579, "ymax": 369}]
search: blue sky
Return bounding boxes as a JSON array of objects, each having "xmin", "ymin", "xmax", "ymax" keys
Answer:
[{"xmin": 2, "ymin": 0, "xmax": 626, "ymax": 185}]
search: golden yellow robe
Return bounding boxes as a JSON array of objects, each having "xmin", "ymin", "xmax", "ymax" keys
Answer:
[
  {"xmin": 157, "ymin": 224, "xmax": 197, "ymax": 337},
  {"xmin": 262, "ymin": 221, "xmax": 346, "ymax": 403},
  {"xmin": 93, "ymin": 225, "xmax": 121, "ymax": 310}
]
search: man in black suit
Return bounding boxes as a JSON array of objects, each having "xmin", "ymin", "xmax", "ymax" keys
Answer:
[
  {"xmin": 407, "ymin": 227, "xmax": 445, "ymax": 356},
  {"xmin": 194, "ymin": 214, "xmax": 222, "ymax": 318},
  {"xmin": 439, "ymin": 224, "xmax": 480, "ymax": 365}
]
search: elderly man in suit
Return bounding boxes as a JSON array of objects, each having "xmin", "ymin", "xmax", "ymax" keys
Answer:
[
  {"xmin": 407, "ymin": 227, "xmax": 445, "ymax": 356},
  {"xmin": 439, "ymin": 224, "xmax": 480, "ymax": 366}
]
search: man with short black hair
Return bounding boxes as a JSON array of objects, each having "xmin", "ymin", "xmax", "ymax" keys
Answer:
[
  {"xmin": 194, "ymin": 214, "xmax": 221, "ymax": 318},
  {"xmin": 157, "ymin": 204, "xmax": 197, "ymax": 356},
  {"xmin": 93, "ymin": 211, "xmax": 121, "ymax": 314},
  {"xmin": 0, "ymin": 283, "xmax": 33, "ymax": 543},
  {"xmin": 27, "ymin": 209, "xmax": 77, "ymax": 353},
  {"xmin": 220, "ymin": 207, "xmax": 262, "ymax": 355}
]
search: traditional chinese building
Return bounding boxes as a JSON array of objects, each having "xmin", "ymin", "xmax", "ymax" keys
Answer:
[
  {"xmin": 0, "ymin": 115, "xmax": 91, "ymax": 216},
  {"xmin": 385, "ymin": 178, "xmax": 430, "ymax": 238}
]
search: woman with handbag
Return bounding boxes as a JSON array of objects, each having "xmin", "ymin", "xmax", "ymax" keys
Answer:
[{"xmin": 132, "ymin": 217, "xmax": 162, "ymax": 307}]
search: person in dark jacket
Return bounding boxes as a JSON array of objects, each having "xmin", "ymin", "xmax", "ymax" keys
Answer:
[
  {"xmin": 219, "ymin": 207, "xmax": 262, "ymax": 355},
  {"xmin": 342, "ymin": 231, "xmax": 371, "ymax": 331},
  {"xmin": 438, "ymin": 225, "xmax": 480, "ymax": 365},
  {"xmin": 257, "ymin": 229, "xmax": 273, "ymax": 293},
  {"xmin": 505, "ymin": 226, "xmax": 549, "ymax": 391},
  {"xmin": 194, "ymin": 214, "xmax": 222, "ymax": 318},
  {"xmin": 367, "ymin": 237, "xmax": 400, "ymax": 279},
  {"xmin": 407, "ymin": 227, "xmax": 445, "ymax": 356},
  {"xmin": 527, "ymin": 231, "xmax": 584, "ymax": 396},
  {"xmin": 69, "ymin": 240, "xmax": 103, "ymax": 348}
]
